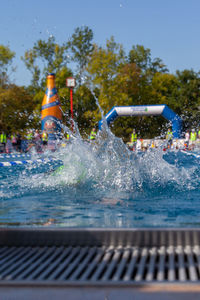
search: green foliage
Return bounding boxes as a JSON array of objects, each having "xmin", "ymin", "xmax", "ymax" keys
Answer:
[
  {"xmin": 151, "ymin": 73, "xmax": 179, "ymax": 107},
  {"xmin": 21, "ymin": 36, "xmax": 69, "ymax": 88},
  {"xmin": 0, "ymin": 45, "xmax": 15, "ymax": 68},
  {"xmin": 0, "ymin": 28, "xmax": 199, "ymax": 139},
  {"xmin": 73, "ymin": 85, "xmax": 98, "ymax": 135},
  {"xmin": 55, "ymin": 66, "xmax": 73, "ymax": 120},
  {"xmin": 87, "ymin": 37, "xmax": 128, "ymax": 112},
  {"xmin": 21, "ymin": 38, "xmax": 72, "ymax": 126},
  {"xmin": 0, "ymin": 85, "xmax": 36, "ymax": 133},
  {"xmin": 0, "ymin": 45, "xmax": 15, "ymax": 87},
  {"xmin": 67, "ymin": 26, "xmax": 94, "ymax": 85},
  {"xmin": 176, "ymin": 69, "xmax": 200, "ymax": 128},
  {"xmin": 128, "ymin": 45, "xmax": 168, "ymax": 75}
]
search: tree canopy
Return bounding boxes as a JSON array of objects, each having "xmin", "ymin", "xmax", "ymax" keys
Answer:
[
  {"xmin": 0, "ymin": 45, "xmax": 15, "ymax": 88},
  {"xmin": 0, "ymin": 26, "xmax": 199, "ymax": 139}
]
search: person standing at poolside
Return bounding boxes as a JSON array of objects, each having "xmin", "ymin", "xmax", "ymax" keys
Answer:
[
  {"xmin": 5, "ymin": 134, "xmax": 13, "ymax": 153},
  {"xmin": 34, "ymin": 130, "xmax": 42, "ymax": 152},
  {"xmin": 27, "ymin": 130, "xmax": 33, "ymax": 143},
  {"xmin": 66, "ymin": 133, "xmax": 70, "ymax": 142},
  {"xmin": 0, "ymin": 131, "xmax": 6, "ymax": 152},
  {"xmin": 184, "ymin": 130, "xmax": 190, "ymax": 149},
  {"xmin": 190, "ymin": 128, "xmax": 197, "ymax": 150},
  {"xmin": 197, "ymin": 128, "xmax": 200, "ymax": 147},
  {"xmin": 89, "ymin": 128, "xmax": 97, "ymax": 141},
  {"xmin": 42, "ymin": 129, "xmax": 48, "ymax": 149},
  {"xmin": 11, "ymin": 134, "xmax": 17, "ymax": 152},
  {"xmin": 16, "ymin": 133, "xmax": 22, "ymax": 152},
  {"xmin": 190, "ymin": 128, "xmax": 197, "ymax": 141},
  {"xmin": 198, "ymin": 128, "xmax": 200, "ymax": 139},
  {"xmin": 130, "ymin": 129, "xmax": 137, "ymax": 151},
  {"xmin": 166, "ymin": 128, "xmax": 173, "ymax": 148}
]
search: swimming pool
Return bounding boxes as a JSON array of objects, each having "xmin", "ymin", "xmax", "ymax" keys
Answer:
[{"xmin": 0, "ymin": 130, "xmax": 200, "ymax": 228}]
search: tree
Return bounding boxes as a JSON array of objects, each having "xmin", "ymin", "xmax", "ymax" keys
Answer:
[
  {"xmin": 22, "ymin": 36, "xmax": 69, "ymax": 88},
  {"xmin": 73, "ymin": 85, "xmax": 98, "ymax": 135},
  {"xmin": 0, "ymin": 45, "xmax": 15, "ymax": 87},
  {"xmin": 87, "ymin": 37, "xmax": 128, "ymax": 110},
  {"xmin": 0, "ymin": 85, "xmax": 36, "ymax": 133},
  {"xmin": 67, "ymin": 26, "xmax": 94, "ymax": 85},
  {"xmin": 176, "ymin": 69, "xmax": 200, "ymax": 128},
  {"xmin": 128, "ymin": 45, "xmax": 168, "ymax": 76},
  {"xmin": 87, "ymin": 39, "xmax": 171, "ymax": 138},
  {"xmin": 22, "ymin": 37, "xmax": 73, "ymax": 126},
  {"xmin": 87, "ymin": 37, "xmax": 150, "ymax": 138},
  {"xmin": 151, "ymin": 73, "xmax": 179, "ymax": 108}
]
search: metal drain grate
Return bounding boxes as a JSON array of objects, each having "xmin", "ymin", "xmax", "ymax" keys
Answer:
[
  {"xmin": 0, "ymin": 228, "xmax": 200, "ymax": 285},
  {"xmin": 0, "ymin": 245, "xmax": 200, "ymax": 283}
]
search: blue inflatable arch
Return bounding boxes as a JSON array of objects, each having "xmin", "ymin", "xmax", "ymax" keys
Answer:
[{"xmin": 99, "ymin": 105, "xmax": 182, "ymax": 138}]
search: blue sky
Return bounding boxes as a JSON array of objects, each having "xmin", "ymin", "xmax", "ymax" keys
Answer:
[{"xmin": 1, "ymin": 0, "xmax": 200, "ymax": 86}]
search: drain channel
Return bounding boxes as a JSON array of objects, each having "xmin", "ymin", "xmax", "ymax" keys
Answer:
[
  {"xmin": 0, "ymin": 228, "xmax": 200, "ymax": 285},
  {"xmin": 0, "ymin": 245, "xmax": 200, "ymax": 283}
]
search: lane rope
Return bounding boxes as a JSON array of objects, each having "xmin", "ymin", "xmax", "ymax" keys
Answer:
[
  {"xmin": 0, "ymin": 153, "xmax": 31, "ymax": 159},
  {"xmin": 180, "ymin": 150, "xmax": 200, "ymax": 159},
  {"xmin": 0, "ymin": 157, "xmax": 58, "ymax": 167}
]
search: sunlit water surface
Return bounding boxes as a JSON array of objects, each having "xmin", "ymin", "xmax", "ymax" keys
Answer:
[{"xmin": 0, "ymin": 129, "xmax": 200, "ymax": 228}]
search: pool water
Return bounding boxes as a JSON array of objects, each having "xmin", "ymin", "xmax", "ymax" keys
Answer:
[{"xmin": 0, "ymin": 129, "xmax": 200, "ymax": 228}]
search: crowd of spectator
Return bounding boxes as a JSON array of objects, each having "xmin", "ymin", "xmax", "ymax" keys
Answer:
[
  {"xmin": 1, "ymin": 127, "xmax": 200, "ymax": 154},
  {"xmin": 127, "ymin": 127, "xmax": 200, "ymax": 151},
  {"xmin": 0, "ymin": 129, "xmax": 49, "ymax": 153}
]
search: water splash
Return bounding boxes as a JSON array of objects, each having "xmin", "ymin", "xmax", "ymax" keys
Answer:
[
  {"xmin": 12, "ymin": 126, "xmax": 199, "ymax": 198},
  {"xmin": 1, "ymin": 95, "xmax": 200, "ymax": 227}
]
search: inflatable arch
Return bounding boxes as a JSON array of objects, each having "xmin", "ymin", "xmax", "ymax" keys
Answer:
[{"xmin": 99, "ymin": 105, "xmax": 182, "ymax": 138}]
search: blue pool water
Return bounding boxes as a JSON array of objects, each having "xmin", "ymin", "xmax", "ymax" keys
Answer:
[{"xmin": 0, "ymin": 130, "xmax": 200, "ymax": 228}]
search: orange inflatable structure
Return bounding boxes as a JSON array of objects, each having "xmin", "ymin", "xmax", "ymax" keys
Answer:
[{"xmin": 41, "ymin": 73, "xmax": 62, "ymax": 140}]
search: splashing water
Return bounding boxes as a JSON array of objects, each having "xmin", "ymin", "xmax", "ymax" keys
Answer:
[{"xmin": 0, "ymin": 122, "xmax": 200, "ymax": 228}]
